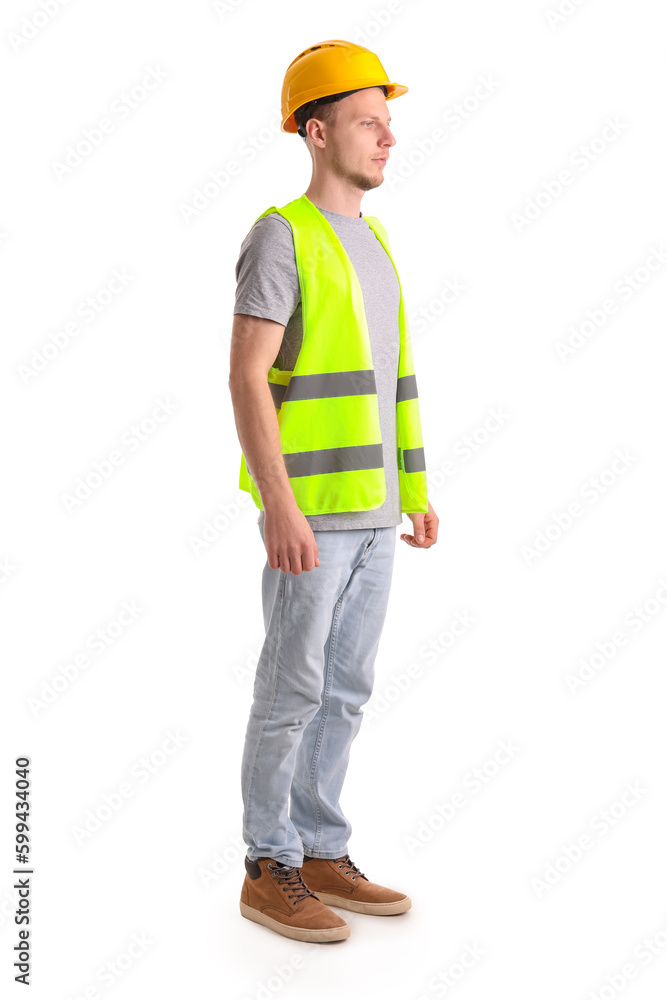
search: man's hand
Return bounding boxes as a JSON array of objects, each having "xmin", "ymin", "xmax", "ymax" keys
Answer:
[
  {"xmin": 263, "ymin": 503, "xmax": 320, "ymax": 575},
  {"xmin": 400, "ymin": 500, "xmax": 438, "ymax": 549}
]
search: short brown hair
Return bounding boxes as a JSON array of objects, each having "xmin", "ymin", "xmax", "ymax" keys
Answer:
[{"xmin": 294, "ymin": 96, "xmax": 340, "ymax": 139}]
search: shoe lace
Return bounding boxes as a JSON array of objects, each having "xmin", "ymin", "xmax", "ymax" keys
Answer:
[
  {"xmin": 267, "ymin": 863, "xmax": 319, "ymax": 905},
  {"xmin": 332, "ymin": 853, "xmax": 368, "ymax": 881}
]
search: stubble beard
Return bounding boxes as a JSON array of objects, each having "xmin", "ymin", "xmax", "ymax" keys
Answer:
[{"xmin": 329, "ymin": 145, "xmax": 383, "ymax": 193}]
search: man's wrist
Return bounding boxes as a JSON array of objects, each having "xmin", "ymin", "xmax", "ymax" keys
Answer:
[{"xmin": 259, "ymin": 483, "xmax": 298, "ymax": 510}]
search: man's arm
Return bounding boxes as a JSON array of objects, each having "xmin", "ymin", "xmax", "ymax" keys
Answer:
[{"xmin": 228, "ymin": 313, "xmax": 319, "ymax": 575}]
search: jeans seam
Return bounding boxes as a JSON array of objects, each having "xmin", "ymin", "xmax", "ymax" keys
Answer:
[
  {"xmin": 307, "ymin": 590, "xmax": 344, "ymax": 854},
  {"xmin": 244, "ymin": 570, "xmax": 288, "ymax": 840}
]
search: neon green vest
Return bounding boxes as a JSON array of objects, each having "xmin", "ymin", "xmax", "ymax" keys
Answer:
[{"xmin": 238, "ymin": 193, "xmax": 428, "ymax": 516}]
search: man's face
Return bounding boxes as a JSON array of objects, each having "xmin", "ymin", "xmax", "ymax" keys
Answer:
[{"xmin": 315, "ymin": 87, "xmax": 396, "ymax": 193}]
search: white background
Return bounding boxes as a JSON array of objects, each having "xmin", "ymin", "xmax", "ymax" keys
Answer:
[{"xmin": 2, "ymin": 1, "xmax": 667, "ymax": 998}]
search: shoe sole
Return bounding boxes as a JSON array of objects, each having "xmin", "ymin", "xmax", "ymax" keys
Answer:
[
  {"xmin": 239, "ymin": 901, "xmax": 350, "ymax": 942},
  {"xmin": 310, "ymin": 892, "xmax": 412, "ymax": 915}
]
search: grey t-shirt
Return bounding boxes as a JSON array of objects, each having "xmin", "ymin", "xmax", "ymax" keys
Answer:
[{"xmin": 233, "ymin": 204, "xmax": 403, "ymax": 531}]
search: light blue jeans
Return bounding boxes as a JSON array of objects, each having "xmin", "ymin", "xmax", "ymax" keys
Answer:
[{"xmin": 241, "ymin": 523, "xmax": 397, "ymax": 866}]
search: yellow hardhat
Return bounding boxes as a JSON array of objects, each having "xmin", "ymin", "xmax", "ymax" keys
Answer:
[{"xmin": 281, "ymin": 39, "xmax": 408, "ymax": 134}]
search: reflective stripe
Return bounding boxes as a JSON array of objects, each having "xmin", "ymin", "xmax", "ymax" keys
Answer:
[
  {"xmin": 270, "ymin": 370, "xmax": 377, "ymax": 409},
  {"xmin": 283, "ymin": 443, "xmax": 383, "ymax": 479},
  {"xmin": 403, "ymin": 447, "xmax": 426, "ymax": 473},
  {"xmin": 269, "ymin": 382, "xmax": 287, "ymax": 408},
  {"xmin": 396, "ymin": 374, "xmax": 418, "ymax": 402}
]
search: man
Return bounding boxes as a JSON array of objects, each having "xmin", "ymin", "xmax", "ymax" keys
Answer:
[{"xmin": 229, "ymin": 39, "xmax": 438, "ymax": 943}]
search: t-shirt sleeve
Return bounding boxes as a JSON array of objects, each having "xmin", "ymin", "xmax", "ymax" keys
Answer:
[{"xmin": 233, "ymin": 214, "xmax": 300, "ymax": 327}]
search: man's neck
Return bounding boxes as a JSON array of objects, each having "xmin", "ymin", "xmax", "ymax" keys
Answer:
[{"xmin": 303, "ymin": 185, "xmax": 363, "ymax": 219}]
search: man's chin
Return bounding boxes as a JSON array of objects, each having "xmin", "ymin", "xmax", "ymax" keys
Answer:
[{"xmin": 354, "ymin": 172, "xmax": 384, "ymax": 192}]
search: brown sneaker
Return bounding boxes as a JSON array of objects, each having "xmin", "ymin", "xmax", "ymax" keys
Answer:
[
  {"xmin": 301, "ymin": 853, "xmax": 411, "ymax": 915},
  {"xmin": 240, "ymin": 856, "xmax": 350, "ymax": 942}
]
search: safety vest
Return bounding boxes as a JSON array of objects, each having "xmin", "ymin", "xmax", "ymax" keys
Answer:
[{"xmin": 237, "ymin": 192, "xmax": 428, "ymax": 515}]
